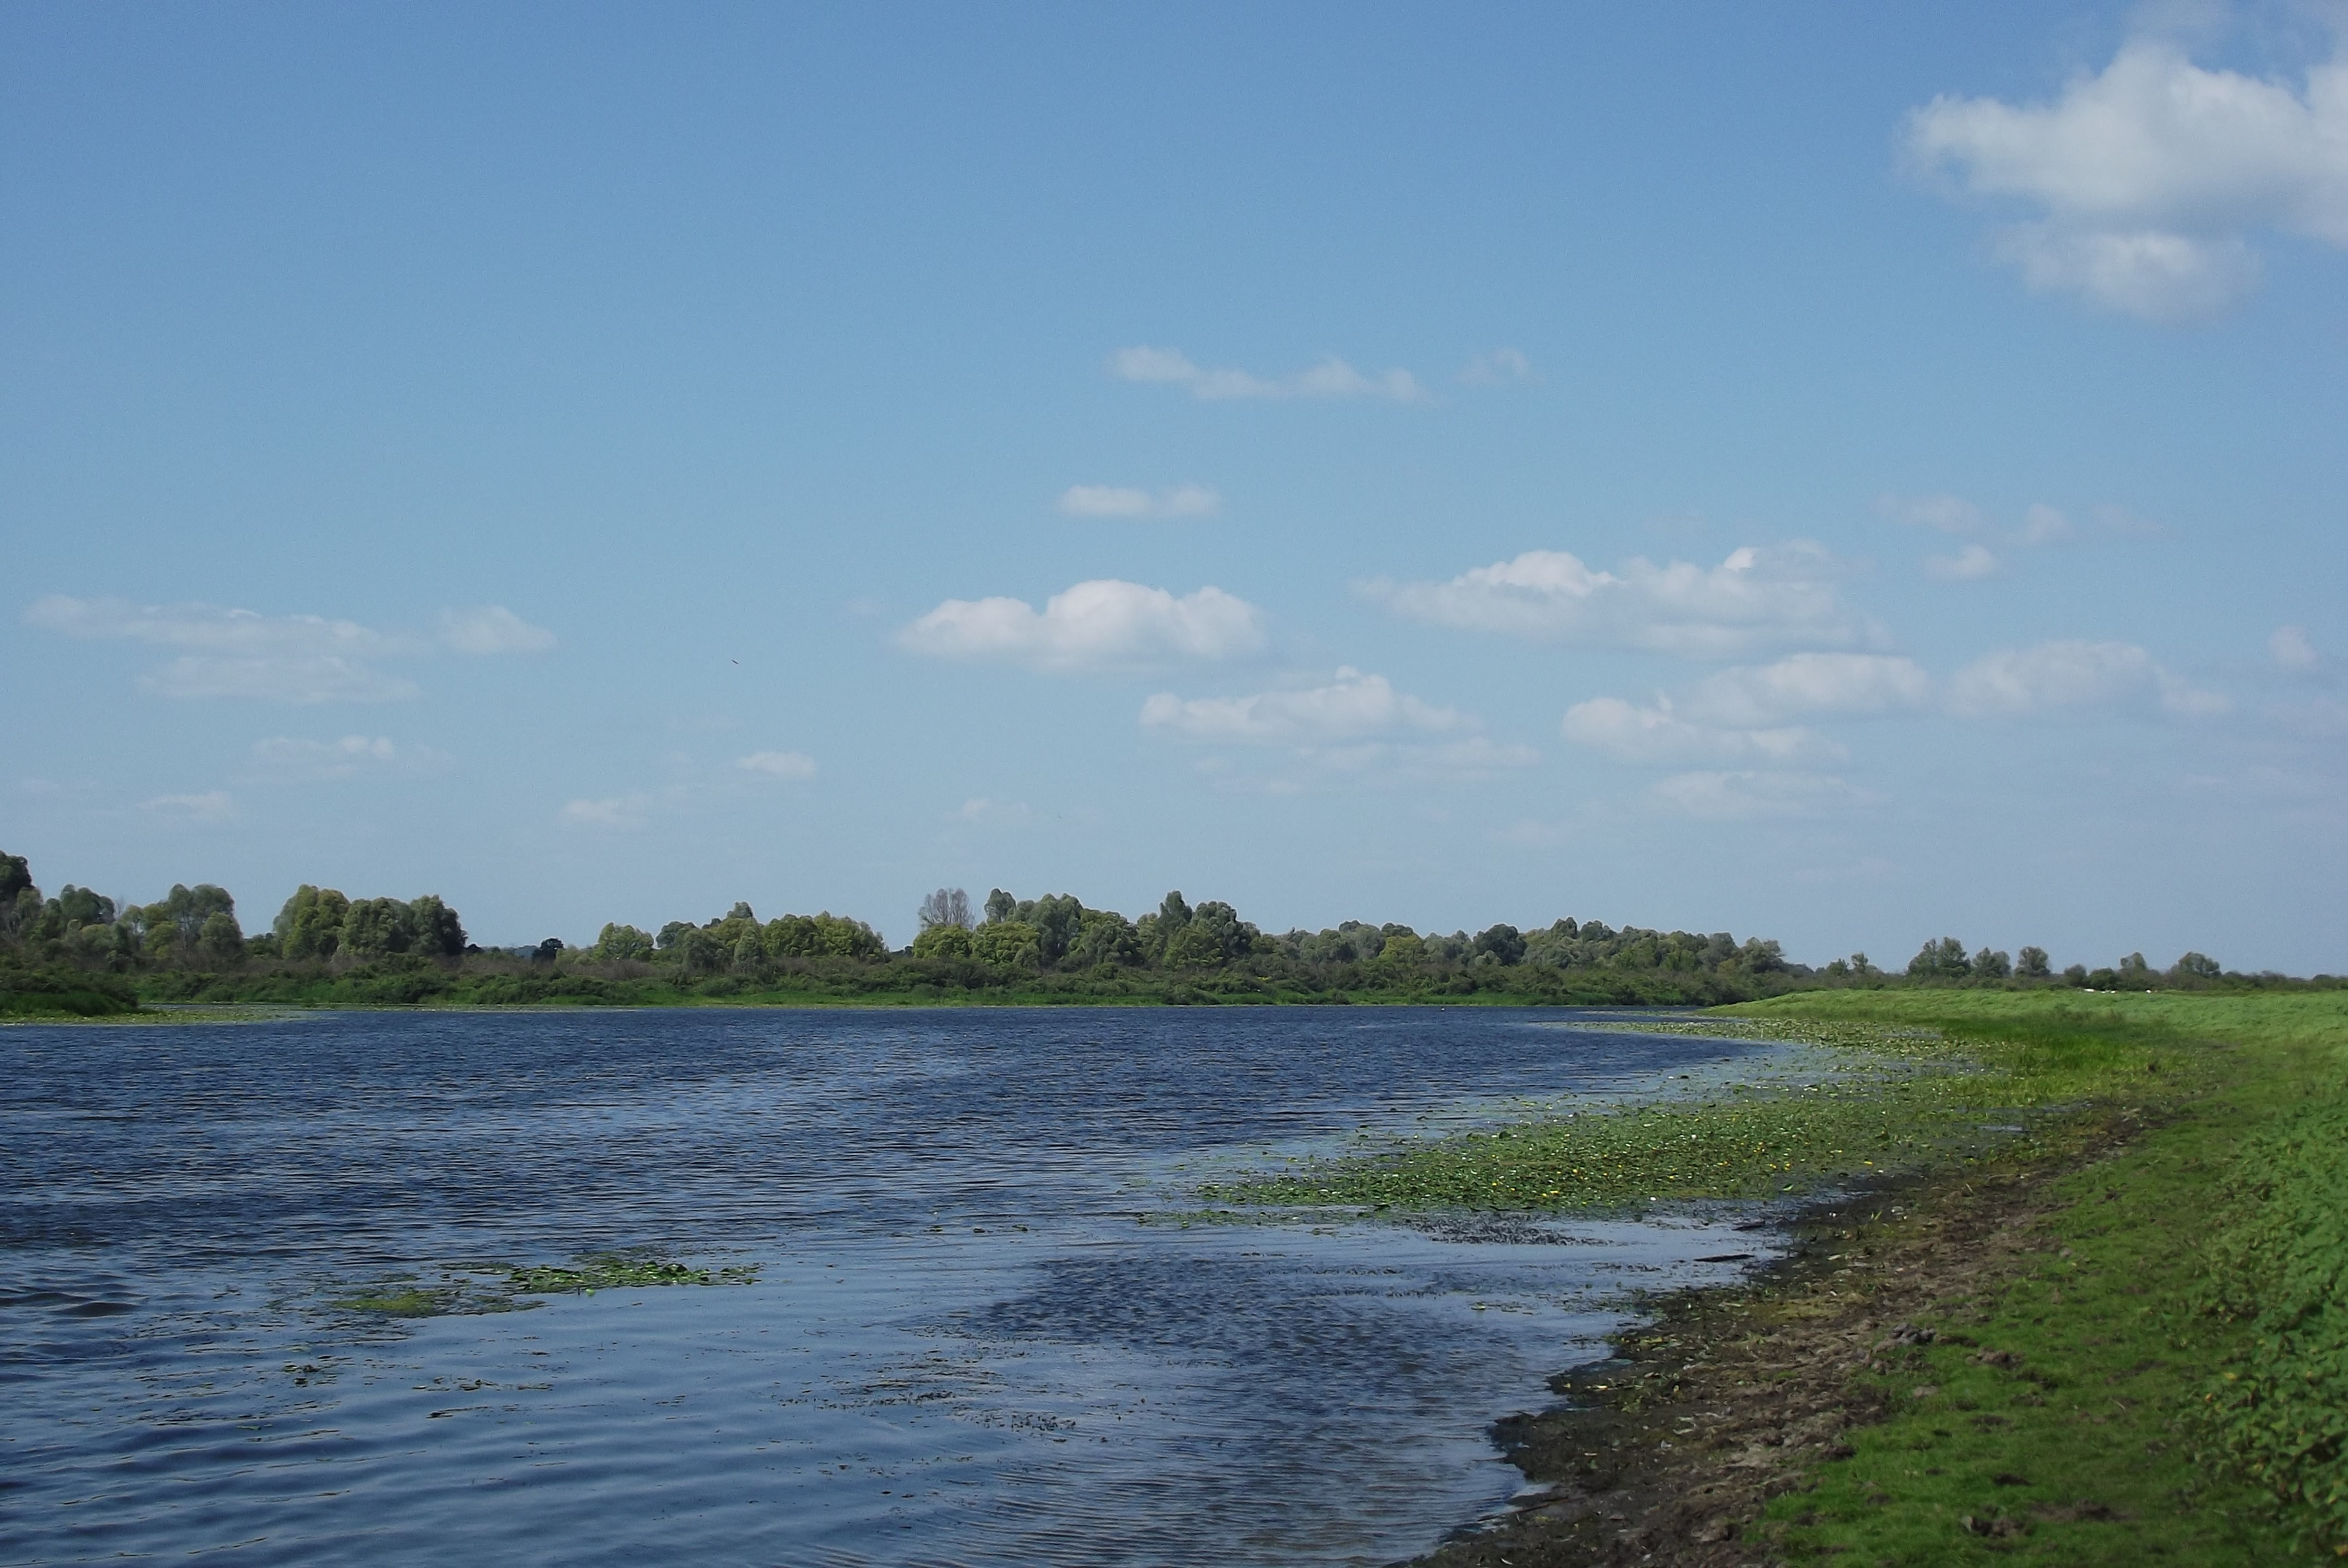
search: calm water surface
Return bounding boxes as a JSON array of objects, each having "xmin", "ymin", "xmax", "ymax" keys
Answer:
[{"xmin": 0, "ymin": 1007, "xmax": 1788, "ymax": 1566}]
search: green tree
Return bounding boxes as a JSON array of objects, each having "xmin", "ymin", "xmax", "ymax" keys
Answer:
[
  {"xmin": 408, "ymin": 895, "xmax": 467, "ymax": 956},
  {"xmin": 912, "ymin": 923, "xmax": 975, "ymax": 959},
  {"xmin": 589, "ymin": 923, "xmax": 656, "ymax": 962},
  {"xmin": 2016, "ymin": 946, "xmax": 2051, "ymax": 979},
  {"xmin": 1906, "ymin": 936, "xmax": 1971, "ymax": 982},
  {"xmin": 2171, "ymin": 951, "xmax": 2224, "ymax": 985},
  {"xmin": 276, "ymin": 886, "xmax": 350, "ymax": 959},
  {"xmin": 1471, "ymin": 924, "xmax": 1526, "ymax": 965},
  {"xmin": 197, "ymin": 910, "xmax": 245, "ymax": 962},
  {"xmin": 1973, "ymin": 947, "xmax": 2012, "ymax": 980},
  {"xmin": 983, "ymin": 888, "xmax": 1017, "ymax": 925},
  {"xmin": 971, "ymin": 920, "xmax": 1040, "ymax": 967}
]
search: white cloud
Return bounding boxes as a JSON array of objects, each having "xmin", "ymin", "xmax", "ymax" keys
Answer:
[
  {"xmin": 1948, "ymin": 638, "xmax": 2228, "ymax": 717},
  {"xmin": 1369, "ymin": 543, "xmax": 1876, "ymax": 659},
  {"xmin": 1689, "ymin": 653, "xmax": 1935, "ymax": 726},
  {"xmin": 439, "ymin": 605, "xmax": 556, "ymax": 655},
  {"xmin": 24, "ymin": 593, "xmax": 550, "ymax": 702},
  {"xmin": 1109, "ymin": 345, "xmax": 1425, "ymax": 402},
  {"xmin": 559, "ymin": 795, "xmax": 651, "ymax": 829},
  {"xmin": 1908, "ymin": 40, "xmax": 2348, "ymax": 319},
  {"xmin": 1651, "ymin": 769, "xmax": 1864, "ymax": 820},
  {"xmin": 1057, "ymin": 483, "xmax": 1223, "ymax": 520},
  {"xmin": 2270, "ymin": 624, "xmax": 2320, "ymax": 670},
  {"xmin": 1562, "ymin": 696, "xmax": 1839, "ymax": 766},
  {"xmin": 1141, "ymin": 668, "xmax": 1466, "ymax": 743},
  {"xmin": 1926, "ymin": 543, "xmax": 2006, "ymax": 582},
  {"xmin": 957, "ymin": 796, "xmax": 1033, "ymax": 826},
  {"xmin": 1457, "ymin": 347, "xmax": 1536, "ymax": 385},
  {"xmin": 142, "ymin": 789, "xmax": 236, "ymax": 822},
  {"xmin": 900, "ymin": 579, "xmax": 1266, "ymax": 671},
  {"xmin": 248, "ymin": 734, "xmax": 450, "ymax": 780},
  {"xmin": 737, "ymin": 750, "xmax": 818, "ymax": 780}
]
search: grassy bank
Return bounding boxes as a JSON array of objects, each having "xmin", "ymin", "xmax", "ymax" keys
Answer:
[
  {"xmin": 1204, "ymin": 989, "xmax": 2348, "ymax": 1563},
  {"xmin": 1723, "ymin": 990, "xmax": 2348, "ymax": 1563}
]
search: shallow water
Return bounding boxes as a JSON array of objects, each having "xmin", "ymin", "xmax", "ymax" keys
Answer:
[{"xmin": 0, "ymin": 1007, "xmax": 1786, "ymax": 1566}]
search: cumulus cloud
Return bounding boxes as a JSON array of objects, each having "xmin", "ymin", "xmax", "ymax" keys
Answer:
[
  {"xmin": 1457, "ymin": 347, "xmax": 1536, "ymax": 385},
  {"xmin": 142, "ymin": 789, "xmax": 236, "ymax": 821},
  {"xmin": 1651, "ymin": 770, "xmax": 1864, "ymax": 820},
  {"xmin": 1562, "ymin": 696, "xmax": 1839, "ymax": 766},
  {"xmin": 737, "ymin": 750, "xmax": 817, "ymax": 779},
  {"xmin": 1368, "ymin": 543, "xmax": 1877, "ymax": 659},
  {"xmin": 24, "ymin": 594, "xmax": 551, "ymax": 702},
  {"xmin": 1907, "ymin": 40, "xmax": 2348, "ymax": 319},
  {"xmin": 2271, "ymin": 624, "xmax": 2320, "ymax": 670},
  {"xmin": 1141, "ymin": 668, "xmax": 1466, "ymax": 743},
  {"xmin": 1689, "ymin": 653, "xmax": 1935, "ymax": 726},
  {"xmin": 899, "ymin": 579, "xmax": 1266, "ymax": 672},
  {"xmin": 1057, "ymin": 483, "xmax": 1223, "ymax": 520},
  {"xmin": 1948, "ymin": 638, "xmax": 2228, "ymax": 717},
  {"xmin": 1109, "ymin": 345, "xmax": 1425, "ymax": 402}
]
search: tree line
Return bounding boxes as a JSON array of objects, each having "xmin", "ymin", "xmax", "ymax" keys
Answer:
[{"xmin": 1, "ymin": 849, "xmax": 2333, "ymax": 1014}]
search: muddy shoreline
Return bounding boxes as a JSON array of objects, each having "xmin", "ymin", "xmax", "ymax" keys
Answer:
[{"xmin": 1410, "ymin": 1112, "xmax": 2138, "ymax": 1567}]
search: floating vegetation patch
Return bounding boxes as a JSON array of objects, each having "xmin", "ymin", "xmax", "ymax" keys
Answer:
[
  {"xmin": 331, "ymin": 1254, "xmax": 758, "ymax": 1318},
  {"xmin": 504, "ymin": 1255, "xmax": 758, "ymax": 1294},
  {"xmin": 1201, "ymin": 1014, "xmax": 2183, "ymax": 1216}
]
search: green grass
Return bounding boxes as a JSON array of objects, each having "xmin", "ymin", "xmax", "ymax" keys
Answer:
[{"xmin": 1724, "ymin": 990, "xmax": 2348, "ymax": 1563}]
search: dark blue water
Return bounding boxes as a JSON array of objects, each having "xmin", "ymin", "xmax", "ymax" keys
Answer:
[{"xmin": 0, "ymin": 1007, "xmax": 1786, "ymax": 1566}]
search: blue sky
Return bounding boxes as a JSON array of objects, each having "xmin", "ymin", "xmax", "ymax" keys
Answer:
[{"xmin": 5, "ymin": 2, "xmax": 2345, "ymax": 969}]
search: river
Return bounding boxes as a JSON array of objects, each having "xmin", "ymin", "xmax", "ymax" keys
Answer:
[{"xmin": 0, "ymin": 1006, "xmax": 1786, "ymax": 1566}]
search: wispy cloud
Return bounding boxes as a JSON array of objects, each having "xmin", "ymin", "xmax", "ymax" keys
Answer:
[
  {"xmin": 1562, "ymin": 696, "xmax": 1841, "ymax": 766},
  {"xmin": 1925, "ymin": 543, "xmax": 2005, "ymax": 583},
  {"xmin": 1948, "ymin": 639, "xmax": 2227, "ymax": 717},
  {"xmin": 142, "ymin": 789, "xmax": 237, "ymax": 822},
  {"xmin": 900, "ymin": 579, "xmax": 1265, "ymax": 672},
  {"xmin": 249, "ymin": 734, "xmax": 452, "ymax": 780},
  {"xmin": 439, "ymin": 605, "xmax": 557, "ymax": 655},
  {"xmin": 1109, "ymin": 345, "xmax": 1425, "ymax": 403},
  {"xmin": 1367, "ymin": 543, "xmax": 1877, "ymax": 659},
  {"xmin": 2271, "ymin": 624, "xmax": 2320, "ymax": 671},
  {"xmin": 559, "ymin": 795, "xmax": 651, "ymax": 830},
  {"xmin": 25, "ymin": 595, "xmax": 554, "ymax": 703},
  {"xmin": 1141, "ymin": 668, "xmax": 1466, "ymax": 743},
  {"xmin": 1907, "ymin": 39, "xmax": 2348, "ymax": 320},
  {"xmin": 1457, "ymin": 347, "xmax": 1536, "ymax": 385},
  {"xmin": 737, "ymin": 750, "xmax": 818, "ymax": 780},
  {"xmin": 1651, "ymin": 769, "xmax": 1865, "ymax": 820},
  {"xmin": 1056, "ymin": 483, "xmax": 1223, "ymax": 520}
]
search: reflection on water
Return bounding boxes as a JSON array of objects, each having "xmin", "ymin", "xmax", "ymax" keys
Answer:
[{"xmin": 0, "ymin": 1007, "xmax": 1785, "ymax": 1566}]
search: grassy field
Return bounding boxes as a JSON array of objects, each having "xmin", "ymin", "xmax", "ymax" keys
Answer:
[{"xmin": 1719, "ymin": 991, "xmax": 2348, "ymax": 1563}]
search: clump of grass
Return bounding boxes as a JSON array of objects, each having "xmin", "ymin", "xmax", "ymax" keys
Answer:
[
  {"xmin": 2194, "ymin": 1096, "xmax": 2348, "ymax": 1553},
  {"xmin": 1202, "ymin": 1013, "xmax": 2184, "ymax": 1214}
]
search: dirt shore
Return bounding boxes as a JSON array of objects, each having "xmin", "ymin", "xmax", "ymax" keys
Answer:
[{"xmin": 1411, "ymin": 1114, "xmax": 2137, "ymax": 1568}]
